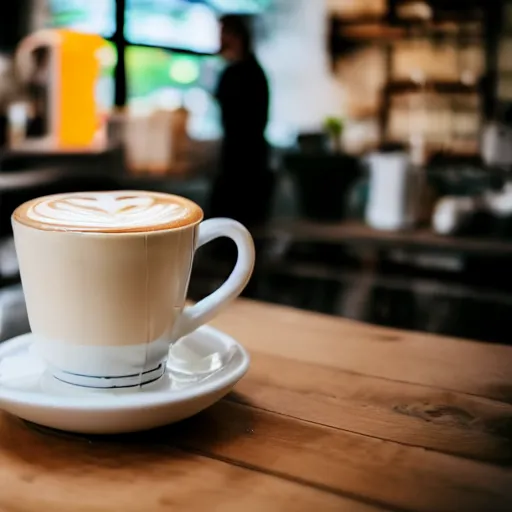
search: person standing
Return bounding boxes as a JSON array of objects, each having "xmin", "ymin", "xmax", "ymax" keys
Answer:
[{"xmin": 209, "ymin": 14, "xmax": 274, "ymax": 231}]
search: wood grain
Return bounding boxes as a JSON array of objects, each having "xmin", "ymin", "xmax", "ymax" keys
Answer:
[
  {"xmin": 0, "ymin": 413, "xmax": 378, "ymax": 512},
  {"xmin": 212, "ymin": 300, "xmax": 512, "ymax": 403},
  {"xmin": 231, "ymin": 351, "xmax": 512, "ymax": 464},
  {"xmin": 2, "ymin": 299, "xmax": 512, "ymax": 512},
  {"xmin": 167, "ymin": 400, "xmax": 512, "ymax": 512}
]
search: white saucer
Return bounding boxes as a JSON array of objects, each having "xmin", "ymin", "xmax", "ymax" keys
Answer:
[{"xmin": 0, "ymin": 326, "xmax": 249, "ymax": 434}]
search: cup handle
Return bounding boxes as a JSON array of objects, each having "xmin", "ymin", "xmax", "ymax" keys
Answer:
[{"xmin": 174, "ymin": 218, "xmax": 255, "ymax": 340}]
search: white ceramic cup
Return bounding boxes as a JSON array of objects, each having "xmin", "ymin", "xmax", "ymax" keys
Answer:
[{"xmin": 12, "ymin": 195, "xmax": 255, "ymax": 390}]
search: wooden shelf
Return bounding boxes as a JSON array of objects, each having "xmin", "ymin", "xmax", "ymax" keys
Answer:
[
  {"xmin": 385, "ymin": 80, "xmax": 479, "ymax": 95},
  {"xmin": 334, "ymin": 13, "xmax": 483, "ymax": 27},
  {"xmin": 334, "ymin": 12, "xmax": 483, "ymax": 28},
  {"xmin": 339, "ymin": 23, "xmax": 405, "ymax": 42},
  {"xmin": 332, "ymin": 20, "xmax": 482, "ymax": 46}
]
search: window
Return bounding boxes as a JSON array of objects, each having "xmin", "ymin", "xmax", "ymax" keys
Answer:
[
  {"xmin": 208, "ymin": 0, "xmax": 272, "ymax": 14},
  {"xmin": 48, "ymin": 0, "xmax": 116, "ymax": 37},
  {"xmin": 126, "ymin": 46, "xmax": 224, "ymax": 139},
  {"xmin": 126, "ymin": 0, "xmax": 219, "ymax": 53},
  {"xmin": 47, "ymin": 0, "xmax": 274, "ymax": 140}
]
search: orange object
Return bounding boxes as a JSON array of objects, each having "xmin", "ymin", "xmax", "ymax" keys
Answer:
[{"xmin": 15, "ymin": 29, "xmax": 108, "ymax": 151}]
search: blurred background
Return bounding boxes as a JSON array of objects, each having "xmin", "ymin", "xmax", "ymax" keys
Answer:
[{"xmin": 0, "ymin": 0, "xmax": 512, "ymax": 344}]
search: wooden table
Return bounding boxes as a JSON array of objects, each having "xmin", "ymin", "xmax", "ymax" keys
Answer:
[{"xmin": 1, "ymin": 299, "xmax": 512, "ymax": 511}]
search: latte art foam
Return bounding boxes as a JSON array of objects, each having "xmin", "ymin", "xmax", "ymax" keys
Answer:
[
  {"xmin": 30, "ymin": 193, "xmax": 184, "ymax": 229},
  {"xmin": 14, "ymin": 191, "xmax": 203, "ymax": 232}
]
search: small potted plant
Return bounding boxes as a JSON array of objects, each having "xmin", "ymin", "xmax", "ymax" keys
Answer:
[{"xmin": 323, "ymin": 116, "xmax": 344, "ymax": 153}]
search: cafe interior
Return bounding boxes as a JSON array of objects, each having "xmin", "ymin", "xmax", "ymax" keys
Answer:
[
  {"xmin": 0, "ymin": 0, "xmax": 511, "ymax": 347},
  {"xmin": 1, "ymin": 2, "xmax": 512, "ymax": 511}
]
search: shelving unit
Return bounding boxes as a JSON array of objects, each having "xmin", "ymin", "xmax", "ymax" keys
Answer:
[{"xmin": 328, "ymin": 0, "xmax": 503, "ymax": 157}]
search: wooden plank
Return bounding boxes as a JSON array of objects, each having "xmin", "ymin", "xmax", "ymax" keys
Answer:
[
  {"xmin": 168, "ymin": 400, "xmax": 512, "ymax": 512},
  {"xmin": 212, "ymin": 300, "xmax": 512, "ymax": 403},
  {"xmin": 230, "ymin": 351, "xmax": 512, "ymax": 464},
  {"xmin": 0, "ymin": 413, "xmax": 377, "ymax": 512}
]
